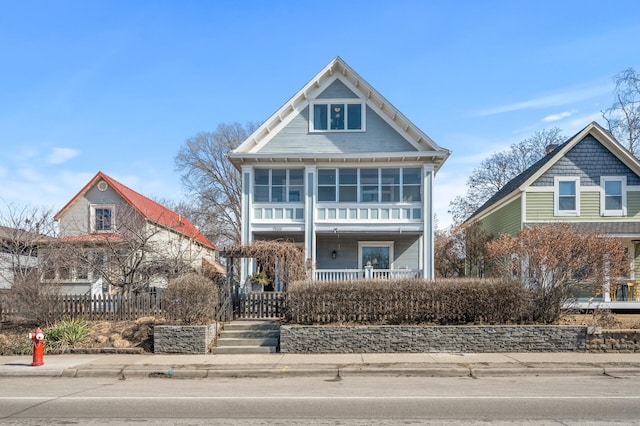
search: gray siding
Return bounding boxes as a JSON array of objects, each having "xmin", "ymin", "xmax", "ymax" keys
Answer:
[
  {"xmin": 57, "ymin": 184, "xmax": 132, "ymax": 236},
  {"xmin": 533, "ymin": 135, "xmax": 640, "ymax": 186},
  {"xmin": 316, "ymin": 234, "xmax": 419, "ymax": 270},
  {"xmin": 261, "ymin": 106, "xmax": 416, "ymax": 154},
  {"xmin": 58, "ymin": 185, "xmax": 123, "ymax": 235},
  {"xmin": 317, "ymin": 80, "xmax": 358, "ymax": 98}
]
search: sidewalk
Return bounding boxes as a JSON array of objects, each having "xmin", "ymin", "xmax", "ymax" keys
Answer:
[{"xmin": 2, "ymin": 352, "xmax": 640, "ymax": 378}]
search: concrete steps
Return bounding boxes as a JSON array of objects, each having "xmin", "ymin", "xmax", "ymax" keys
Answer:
[{"xmin": 215, "ymin": 320, "xmax": 280, "ymax": 354}]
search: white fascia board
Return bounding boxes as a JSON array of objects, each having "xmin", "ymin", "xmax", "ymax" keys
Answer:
[
  {"xmin": 520, "ymin": 123, "xmax": 640, "ymax": 188},
  {"xmin": 251, "ymin": 224, "xmax": 306, "ymax": 233},
  {"xmin": 231, "ymin": 57, "xmax": 450, "ymax": 166},
  {"xmin": 314, "ymin": 223, "xmax": 423, "ymax": 233},
  {"xmin": 233, "ymin": 58, "xmax": 342, "ymax": 155},
  {"xmin": 227, "ymin": 151, "xmax": 449, "ymax": 166},
  {"xmin": 589, "ymin": 125, "xmax": 640, "ymax": 175}
]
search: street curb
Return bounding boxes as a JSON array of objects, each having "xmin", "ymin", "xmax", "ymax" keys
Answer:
[
  {"xmin": 470, "ymin": 366, "xmax": 606, "ymax": 377},
  {"xmin": 3, "ymin": 364, "xmax": 640, "ymax": 379}
]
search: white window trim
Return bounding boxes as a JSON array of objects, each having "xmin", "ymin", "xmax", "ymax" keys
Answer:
[
  {"xmin": 601, "ymin": 176, "xmax": 627, "ymax": 217},
  {"xmin": 554, "ymin": 177, "xmax": 580, "ymax": 217},
  {"xmin": 317, "ymin": 167, "xmax": 423, "ymax": 204},
  {"xmin": 309, "ymin": 99, "xmax": 366, "ymax": 132},
  {"xmin": 253, "ymin": 168, "xmax": 305, "ymax": 203},
  {"xmin": 90, "ymin": 204, "xmax": 115, "ymax": 233},
  {"xmin": 358, "ymin": 241, "xmax": 394, "ymax": 269}
]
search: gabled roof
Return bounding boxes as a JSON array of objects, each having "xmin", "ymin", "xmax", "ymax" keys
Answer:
[
  {"xmin": 229, "ymin": 56, "xmax": 450, "ymax": 172},
  {"xmin": 466, "ymin": 122, "xmax": 640, "ymax": 223},
  {"xmin": 54, "ymin": 171, "xmax": 216, "ymax": 250}
]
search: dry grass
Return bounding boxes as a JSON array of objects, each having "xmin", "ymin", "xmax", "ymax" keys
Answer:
[
  {"xmin": 559, "ymin": 313, "xmax": 640, "ymax": 329},
  {"xmin": 0, "ymin": 317, "xmax": 165, "ymax": 355}
]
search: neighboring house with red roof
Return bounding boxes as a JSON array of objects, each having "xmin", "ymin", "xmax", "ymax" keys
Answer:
[{"xmin": 41, "ymin": 171, "xmax": 218, "ymax": 295}]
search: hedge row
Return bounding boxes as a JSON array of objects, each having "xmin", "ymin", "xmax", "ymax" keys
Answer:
[{"xmin": 286, "ymin": 278, "xmax": 531, "ymax": 325}]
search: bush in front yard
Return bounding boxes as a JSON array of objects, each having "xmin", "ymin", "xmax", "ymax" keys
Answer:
[
  {"xmin": 44, "ymin": 317, "xmax": 90, "ymax": 351},
  {"xmin": 286, "ymin": 278, "xmax": 530, "ymax": 325},
  {"xmin": 164, "ymin": 273, "xmax": 219, "ymax": 325},
  {"xmin": 1, "ymin": 275, "xmax": 63, "ymax": 326}
]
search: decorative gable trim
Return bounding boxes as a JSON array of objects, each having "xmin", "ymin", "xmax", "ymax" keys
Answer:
[
  {"xmin": 54, "ymin": 171, "xmax": 216, "ymax": 250},
  {"xmin": 230, "ymin": 57, "xmax": 450, "ymax": 171},
  {"xmin": 467, "ymin": 122, "xmax": 640, "ymax": 224}
]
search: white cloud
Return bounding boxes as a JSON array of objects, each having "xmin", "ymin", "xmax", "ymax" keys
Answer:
[
  {"xmin": 542, "ymin": 111, "xmax": 574, "ymax": 123},
  {"xmin": 17, "ymin": 168, "xmax": 42, "ymax": 182},
  {"xmin": 475, "ymin": 83, "xmax": 611, "ymax": 117},
  {"xmin": 47, "ymin": 147, "xmax": 80, "ymax": 164}
]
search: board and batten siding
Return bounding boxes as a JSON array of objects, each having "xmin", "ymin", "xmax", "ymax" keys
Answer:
[
  {"xmin": 526, "ymin": 190, "xmax": 640, "ymax": 221},
  {"xmin": 480, "ymin": 197, "xmax": 522, "ymax": 237}
]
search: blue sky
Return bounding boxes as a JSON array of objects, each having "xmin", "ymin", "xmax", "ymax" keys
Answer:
[{"xmin": 1, "ymin": 0, "xmax": 640, "ymax": 227}]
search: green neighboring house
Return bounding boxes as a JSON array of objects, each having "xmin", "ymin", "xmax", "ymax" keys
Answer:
[{"xmin": 465, "ymin": 121, "xmax": 640, "ymax": 303}]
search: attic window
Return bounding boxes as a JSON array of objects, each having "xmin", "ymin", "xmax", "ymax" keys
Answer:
[
  {"xmin": 90, "ymin": 205, "xmax": 115, "ymax": 232},
  {"xmin": 310, "ymin": 101, "xmax": 364, "ymax": 132}
]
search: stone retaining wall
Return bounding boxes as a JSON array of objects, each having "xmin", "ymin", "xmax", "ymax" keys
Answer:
[
  {"xmin": 587, "ymin": 329, "xmax": 640, "ymax": 352},
  {"xmin": 280, "ymin": 325, "xmax": 588, "ymax": 353},
  {"xmin": 154, "ymin": 324, "xmax": 217, "ymax": 354}
]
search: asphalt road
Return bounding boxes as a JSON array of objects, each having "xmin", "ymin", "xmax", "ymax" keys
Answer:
[{"xmin": 1, "ymin": 375, "xmax": 639, "ymax": 425}]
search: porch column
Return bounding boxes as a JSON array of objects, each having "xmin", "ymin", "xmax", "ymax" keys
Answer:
[
  {"xmin": 240, "ymin": 165, "xmax": 253, "ymax": 288},
  {"xmin": 304, "ymin": 166, "xmax": 317, "ymax": 275},
  {"xmin": 423, "ymin": 167, "xmax": 434, "ymax": 280}
]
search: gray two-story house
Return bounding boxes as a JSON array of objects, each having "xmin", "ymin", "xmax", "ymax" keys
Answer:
[{"xmin": 229, "ymin": 57, "xmax": 450, "ymax": 288}]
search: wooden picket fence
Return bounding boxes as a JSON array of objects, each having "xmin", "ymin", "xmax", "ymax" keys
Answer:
[
  {"xmin": 233, "ymin": 291, "xmax": 286, "ymax": 319},
  {"xmin": 1, "ymin": 290, "xmax": 287, "ymax": 323},
  {"xmin": 0, "ymin": 293, "xmax": 167, "ymax": 322}
]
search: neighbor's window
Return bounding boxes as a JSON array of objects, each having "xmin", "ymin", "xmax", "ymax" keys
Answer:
[
  {"xmin": 601, "ymin": 176, "xmax": 626, "ymax": 216},
  {"xmin": 555, "ymin": 177, "xmax": 579, "ymax": 216},
  {"xmin": 311, "ymin": 101, "xmax": 364, "ymax": 131},
  {"xmin": 91, "ymin": 205, "xmax": 114, "ymax": 232}
]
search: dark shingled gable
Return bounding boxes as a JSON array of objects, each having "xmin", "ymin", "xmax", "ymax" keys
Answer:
[{"xmin": 465, "ymin": 139, "xmax": 570, "ymax": 222}]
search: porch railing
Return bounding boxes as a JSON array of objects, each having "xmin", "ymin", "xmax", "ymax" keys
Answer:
[
  {"xmin": 312, "ymin": 269, "xmax": 422, "ymax": 281},
  {"xmin": 313, "ymin": 269, "xmax": 364, "ymax": 281}
]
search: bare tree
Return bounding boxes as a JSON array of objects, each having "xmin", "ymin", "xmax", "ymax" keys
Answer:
[
  {"xmin": 602, "ymin": 68, "xmax": 640, "ymax": 157},
  {"xmin": 0, "ymin": 202, "xmax": 62, "ymax": 324},
  {"xmin": 43, "ymin": 202, "xmax": 199, "ymax": 295},
  {"xmin": 0, "ymin": 202, "xmax": 55, "ymax": 288},
  {"xmin": 175, "ymin": 122, "xmax": 259, "ymax": 248},
  {"xmin": 487, "ymin": 224, "xmax": 629, "ymax": 323},
  {"xmin": 434, "ymin": 226, "xmax": 465, "ymax": 278},
  {"xmin": 449, "ymin": 128, "xmax": 565, "ymax": 224}
]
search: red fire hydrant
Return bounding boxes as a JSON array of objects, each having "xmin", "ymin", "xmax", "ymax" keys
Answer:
[{"xmin": 28, "ymin": 328, "xmax": 45, "ymax": 366}]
